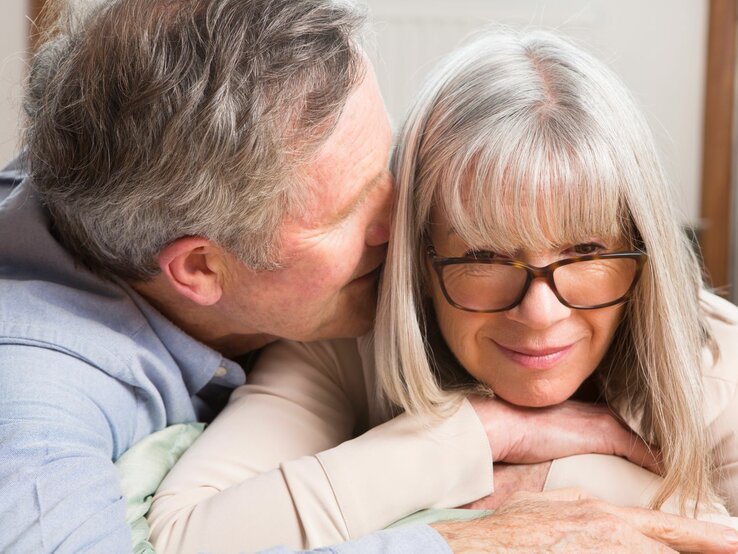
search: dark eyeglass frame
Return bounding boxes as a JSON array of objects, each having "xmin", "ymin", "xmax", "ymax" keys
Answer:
[{"xmin": 427, "ymin": 244, "xmax": 648, "ymax": 313}]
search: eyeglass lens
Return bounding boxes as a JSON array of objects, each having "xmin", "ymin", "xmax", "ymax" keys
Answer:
[{"xmin": 440, "ymin": 257, "xmax": 639, "ymax": 311}]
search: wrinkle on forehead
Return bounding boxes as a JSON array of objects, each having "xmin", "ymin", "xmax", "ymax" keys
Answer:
[{"xmin": 273, "ymin": 61, "xmax": 392, "ymax": 262}]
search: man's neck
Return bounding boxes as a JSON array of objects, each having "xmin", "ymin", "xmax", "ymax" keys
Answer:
[{"xmin": 131, "ymin": 276, "xmax": 277, "ymax": 358}]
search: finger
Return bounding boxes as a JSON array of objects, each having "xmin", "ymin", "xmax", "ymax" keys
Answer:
[
  {"xmin": 609, "ymin": 505, "xmax": 738, "ymax": 554},
  {"xmin": 640, "ymin": 535, "xmax": 679, "ymax": 554}
]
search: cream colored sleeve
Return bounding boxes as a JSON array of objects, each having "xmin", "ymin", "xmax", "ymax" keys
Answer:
[
  {"xmin": 709, "ymin": 379, "xmax": 738, "ymax": 513},
  {"xmin": 148, "ymin": 339, "xmax": 492, "ymax": 553},
  {"xmin": 701, "ymin": 292, "xmax": 738, "ymax": 514},
  {"xmin": 544, "ymin": 454, "xmax": 736, "ymax": 527}
]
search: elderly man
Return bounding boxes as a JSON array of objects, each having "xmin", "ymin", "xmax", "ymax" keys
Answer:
[{"xmin": 0, "ymin": 0, "xmax": 735, "ymax": 553}]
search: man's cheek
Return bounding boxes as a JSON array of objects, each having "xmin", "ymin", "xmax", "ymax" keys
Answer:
[{"xmin": 297, "ymin": 267, "xmax": 342, "ymax": 296}]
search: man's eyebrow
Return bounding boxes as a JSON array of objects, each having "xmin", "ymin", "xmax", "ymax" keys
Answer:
[{"xmin": 326, "ymin": 169, "xmax": 389, "ymax": 227}]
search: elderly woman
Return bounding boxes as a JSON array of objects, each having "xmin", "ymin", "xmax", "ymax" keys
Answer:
[
  {"xmin": 149, "ymin": 29, "xmax": 738, "ymax": 552},
  {"xmin": 374, "ymin": 28, "xmax": 738, "ymax": 516}
]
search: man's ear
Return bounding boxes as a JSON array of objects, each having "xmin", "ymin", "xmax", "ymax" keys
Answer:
[{"xmin": 157, "ymin": 237, "xmax": 226, "ymax": 306}]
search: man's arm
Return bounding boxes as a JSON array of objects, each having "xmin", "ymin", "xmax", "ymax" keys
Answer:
[
  {"xmin": 433, "ymin": 488, "xmax": 738, "ymax": 553},
  {"xmin": 258, "ymin": 490, "xmax": 738, "ymax": 554},
  {"xmin": 0, "ymin": 345, "xmax": 136, "ymax": 553},
  {"xmin": 260, "ymin": 526, "xmax": 451, "ymax": 554}
]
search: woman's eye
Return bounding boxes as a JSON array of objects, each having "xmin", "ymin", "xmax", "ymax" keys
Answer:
[{"xmin": 570, "ymin": 242, "xmax": 605, "ymax": 256}]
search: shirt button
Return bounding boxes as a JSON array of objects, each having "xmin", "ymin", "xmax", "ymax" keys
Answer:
[{"xmin": 214, "ymin": 366, "xmax": 228, "ymax": 378}]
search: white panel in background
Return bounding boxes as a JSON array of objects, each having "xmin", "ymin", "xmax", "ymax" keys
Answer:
[
  {"xmin": 362, "ymin": 0, "xmax": 708, "ymax": 226},
  {"xmin": 0, "ymin": 2, "xmax": 29, "ymax": 164}
]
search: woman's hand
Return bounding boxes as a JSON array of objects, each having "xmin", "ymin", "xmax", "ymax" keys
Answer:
[{"xmin": 468, "ymin": 395, "xmax": 661, "ymax": 473}]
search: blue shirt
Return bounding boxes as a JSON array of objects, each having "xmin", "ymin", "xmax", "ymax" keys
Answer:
[{"xmin": 0, "ymin": 168, "xmax": 450, "ymax": 553}]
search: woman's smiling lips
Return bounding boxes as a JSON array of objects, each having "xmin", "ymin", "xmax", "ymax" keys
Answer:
[{"xmin": 492, "ymin": 340, "xmax": 575, "ymax": 370}]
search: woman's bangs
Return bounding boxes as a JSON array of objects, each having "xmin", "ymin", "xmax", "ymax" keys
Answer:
[{"xmin": 438, "ymin": 128, "xmax": 629, "ymax": 254}]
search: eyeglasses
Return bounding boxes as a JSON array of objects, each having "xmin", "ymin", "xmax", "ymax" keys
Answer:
[{"xmin": 427, "ymin": 245, "xmax": 647, "ymax": 313}]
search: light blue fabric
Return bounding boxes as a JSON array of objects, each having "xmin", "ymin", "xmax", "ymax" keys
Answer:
[
  {"xmin": 389, "ymin": 508, "xmax": 490, "ymax": 528},
  {"xmin": 260, "ymin": 525, "xmax": 451, "ymax": 554},
  {"xmin": 0, "ymin": 170, "xmax": 451, "ymax": 554},
  {"xmin": 0, "ymin": 174, "xmax": 242, "ymax": 553}
]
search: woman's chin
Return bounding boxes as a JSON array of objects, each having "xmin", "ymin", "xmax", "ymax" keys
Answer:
[{"xmin": 495, "ymin": 388, "xmax": 572, "ymax": 408}]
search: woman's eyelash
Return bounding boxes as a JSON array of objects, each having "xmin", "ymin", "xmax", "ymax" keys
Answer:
[{"xmin": 571, "ymin": 242, "xmax": 606, "ymax": 254}]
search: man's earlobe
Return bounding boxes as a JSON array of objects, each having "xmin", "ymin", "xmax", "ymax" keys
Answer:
[{"xmin": 157, "ymin": 237, "xmax": 224, "ymax": 306}]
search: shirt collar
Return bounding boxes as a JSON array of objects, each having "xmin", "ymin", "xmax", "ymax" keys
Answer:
[{"xmin": 114, "ymin": 277, "xmax": 246, "ymax": 394}]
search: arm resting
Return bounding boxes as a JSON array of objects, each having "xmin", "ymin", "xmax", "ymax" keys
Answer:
[{"xmin": 149, "ymin": 340, "xmax": 491, "ymax": 552}]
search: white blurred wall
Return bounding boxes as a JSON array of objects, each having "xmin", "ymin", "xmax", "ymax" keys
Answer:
[
  {"xmin": 0, "ymin": 2, "xmax": 29, "ymax": 164},
  {"xmin": 363, "ymin": 0, "xmax": 709, "ymax": 226},
  {"xmin": 0, "ymin": 1, "xmax": 710, "ymax": 226}
]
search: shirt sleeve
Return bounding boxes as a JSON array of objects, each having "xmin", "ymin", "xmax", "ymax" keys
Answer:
[
  {"xmin": 148, "ymin": 339, "xmax": 491, "ymax": 553},
  {"xmin": 0, "ymin": 345, "xmax": 136, "ymax": 553},
  {"xmin": 258, "ymin": 524, "xmax": 451, "ymax": 554}
]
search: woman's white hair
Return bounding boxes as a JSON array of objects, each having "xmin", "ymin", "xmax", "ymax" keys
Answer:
[{"xmin": 375, "ymin": 28, "xmax": 715, "ymax": 512}]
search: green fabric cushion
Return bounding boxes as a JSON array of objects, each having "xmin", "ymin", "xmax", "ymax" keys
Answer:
[
  {"xmin": 115, "ymin": 423, "xmax": 205, "ymax": 554},
  {"xmin": 388, "ymin": 507, "xmax": 490, "ymax": 528}
]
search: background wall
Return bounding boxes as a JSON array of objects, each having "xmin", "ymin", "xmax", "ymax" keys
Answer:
[
  {"xmin": 362, "ymin": 0, "xmax": 709, "ymax": 227},
  {"xmin": 0, "ymin": 0, "xmax": 712, "ymax": 228},
  {"xmin": 0, "ymin": 2, "xmax": 30, "ymax": 164}
]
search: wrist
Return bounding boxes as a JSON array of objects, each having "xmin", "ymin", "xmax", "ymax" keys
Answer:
[
  {"xmin": 431, "ymin": 519, "xmax": 468, "ymax": 543},
  {"xmin": 467, "ymin": 394, "xmax": 509, "ymax": 461}
]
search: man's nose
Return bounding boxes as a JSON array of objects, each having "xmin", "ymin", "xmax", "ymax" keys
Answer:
[
  {"xmin": 505, "ymin": 277, "xmax": 572, "ymax": 330},
  {"xmin": 365, "ymin": 176, "xmax": 394, "ymax": 246}
]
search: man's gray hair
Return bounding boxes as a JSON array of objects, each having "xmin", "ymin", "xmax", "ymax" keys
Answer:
[{"xmin": 25, "ymin": 0, "xmax": 366, "ymax": 280}]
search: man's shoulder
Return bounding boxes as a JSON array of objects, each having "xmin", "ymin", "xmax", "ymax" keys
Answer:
[
  {"xmin": 0, "ymin": 177, "xmax": 221, "ymax": 434},
  {"xmin": 0, "ymin": 274, "xmax": 202, "ymax": 426},
  {"xmin": 0, "ymin": 178, "xmax": 187, "ymax": 388},
  {"xmin": 0, "ymin": 279, "xmax": 201, "ymax": 456},
  {"xmin": 0, "ymin": 275, "xmax": 153, "ymax": 382}
]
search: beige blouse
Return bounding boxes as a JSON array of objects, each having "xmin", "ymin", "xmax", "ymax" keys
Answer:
[{"xmin": 148, "ymin": 292, "xmax": 738, "ymax": 553}]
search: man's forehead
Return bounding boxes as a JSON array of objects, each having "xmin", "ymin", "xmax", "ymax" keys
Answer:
[
  {"xmin": 293, "ymin": 165, "xmax": 388, "ymax": 229},
  {"xmin": 293, "ymin": 79, "xmax": 391, "ymax": 225}
]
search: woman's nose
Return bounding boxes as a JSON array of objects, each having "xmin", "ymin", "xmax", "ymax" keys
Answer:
[{"xmin": 505, "ymin": 277, "xmax": 572, "ymax": 330}]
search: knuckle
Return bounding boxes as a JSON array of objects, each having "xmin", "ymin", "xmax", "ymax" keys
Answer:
[
  {"xmin": 594, "ymin": 511, "xmax": 622, "ymax": 529},
  {"xmin": 651, "ymin": 520, "xmax": 679, "ymax": 543}
]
